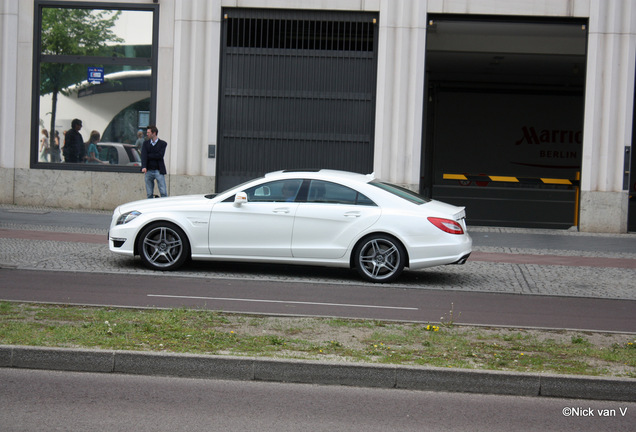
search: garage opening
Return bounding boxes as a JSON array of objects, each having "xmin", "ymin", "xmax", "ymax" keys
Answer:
[
  {"xmin": 217, "ymin": 9, "xmax": 379, "ymax": 192},
  {"xmin": 423, "ymin": 16, "xmax": 587, "ymax": 229}
]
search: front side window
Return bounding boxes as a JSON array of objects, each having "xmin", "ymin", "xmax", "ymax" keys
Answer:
[
  {"xmin": 245, "ymin": 179, "xmax": 303, "ymax": 202},
  {"xmin": 33, "ymin": 3, "xmax": 158, "ymax": 170}
]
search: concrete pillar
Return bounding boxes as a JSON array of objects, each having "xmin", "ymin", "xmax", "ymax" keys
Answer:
[
  {"xmin": 170, "ymin": 0, "xmax": 220, "ymax": 179},
  {"xmin": 0, "ymin": 0, "xmax": 18, "ymax": 202},
  {"xmin": 374, "ymin": 0, "xmax": 427, "ymax": 190},
  {"xmin": 580, "ymin": 0, "xmax": 636, "ymax": 232}
]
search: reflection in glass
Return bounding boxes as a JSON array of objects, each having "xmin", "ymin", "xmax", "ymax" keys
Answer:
[
  {"xmin": 38, "ymin": 7, "xmax": 153, "ymax": 166},
  {"xmin": 40, "ymin": 63, "xmax": 151, "ymax": 165},
  {"xmin": 41, "ymin": 9, "xmax": 152, "ymax": 58},
  {"xmin": 41, "ymin": 9, "xmax": 121, "ymax": 56},
  {"xmin": 102, "ymin": 98, "xmax": 151, "ymax": 145}
]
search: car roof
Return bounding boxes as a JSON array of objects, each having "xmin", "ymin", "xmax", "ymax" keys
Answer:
[{"xmin": 265, "ymin": 169, "xmax": 376, "ymax": 184}]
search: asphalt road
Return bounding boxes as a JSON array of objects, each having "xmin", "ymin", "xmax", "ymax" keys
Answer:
[
  {"xmin": 1, "ymin": 368, "xmax": 634, "ymax": 432},
  {"xmin": 1, "ymin": 267, "xmax": 634, "ymax": 332}
]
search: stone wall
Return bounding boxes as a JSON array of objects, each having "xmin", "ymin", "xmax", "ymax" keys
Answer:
[{"xmin": 1, "ymin": 167, "xmax": 216, "ymax": 210}]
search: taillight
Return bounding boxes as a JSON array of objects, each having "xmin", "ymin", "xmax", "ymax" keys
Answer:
[{"xmin": 428, "ymin": 217, "xmax": 464, "ymax": 234}]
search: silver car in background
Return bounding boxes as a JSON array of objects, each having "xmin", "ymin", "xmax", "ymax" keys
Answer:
[{"xmin": 97, "ymin": 143, "xmax": 141, "ymax": 166}]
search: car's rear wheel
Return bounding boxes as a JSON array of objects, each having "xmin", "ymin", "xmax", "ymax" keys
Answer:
[
  {"xmin": 137, "ymin": 222, "xmax": 189, "ymax": 271},
  {"xmin": 354, "ymin": 234, "xmax": 406, "ymax": 283}
]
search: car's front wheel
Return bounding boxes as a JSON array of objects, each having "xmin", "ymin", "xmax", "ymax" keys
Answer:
[
  {"xmin": 354, "ymin": 234, "xmax": 406, "ymax": 283},
  {"xmin": 137, "ymin": 222, "xmax": 190, "ymax": 271}
]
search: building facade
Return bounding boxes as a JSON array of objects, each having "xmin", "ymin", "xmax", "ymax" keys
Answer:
[{"xmin": 1, "ymin": 0, "xmax": 635, "ymax": 232}]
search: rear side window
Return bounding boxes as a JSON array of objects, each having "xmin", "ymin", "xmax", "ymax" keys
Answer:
[
  {"xmin": 307, "ymin": 180, "xmax": 376, "ymax": 206},
  {"xmin": 369, "ymin": 181, "xmax": 431, "ymax": 205}
]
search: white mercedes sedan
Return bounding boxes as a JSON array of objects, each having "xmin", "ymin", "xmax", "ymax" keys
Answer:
[{"xmin": 109, "ymin": 169, "xmax": 472, "ymax": 283}]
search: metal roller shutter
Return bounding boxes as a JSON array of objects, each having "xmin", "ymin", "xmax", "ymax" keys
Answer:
[{"xmin": 217, "ymin": 8, "xmax": 379, "ymax": 191}]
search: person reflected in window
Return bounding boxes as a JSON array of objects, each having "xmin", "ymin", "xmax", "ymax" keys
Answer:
[
  {"xmin": 135, "ymin": 130, "xmax": 145, "ymax": 151},
  {"xmin": 141, "ymin": 125, "xmax": 168, "ymax": 198},
  {"xmin": 63, "ymin": 119, "xmax": 84, "ymax": 163},
  {"xmin": 85, "ymin": 130, "xmax": 107, "ymax": 165},
  {"xmin": 50, "ymin": 130, "xmax": 61, "ymax": 163},
  {"xmin": 39, "ymin": 129, "xmax": 49, "ymax": 162}
]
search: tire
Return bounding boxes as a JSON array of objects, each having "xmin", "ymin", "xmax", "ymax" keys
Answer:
[
  {"xmin": 353, "ymin": 234, "xmax": 406, "ymax": 283},
  {"xmin": 137, "ymin": 222, "xmax": 190, "ymax": 271}
]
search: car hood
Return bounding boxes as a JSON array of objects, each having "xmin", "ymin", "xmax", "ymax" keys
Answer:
[{"xmin": 116, "ymin": 195, "xmax": 210, "ymax": 214}]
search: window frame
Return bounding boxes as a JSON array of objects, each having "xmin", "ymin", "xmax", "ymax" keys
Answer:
[{"xmin": 31, "ymin": 0, "xmax": 159, "ymax": 172}]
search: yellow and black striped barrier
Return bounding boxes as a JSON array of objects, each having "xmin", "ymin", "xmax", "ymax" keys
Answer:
[
  {"xmin": 443, "ymin": 173, "xmax": 580, "ymax": 185},
  {"xmin": 442, "ymin": 172, "xmax": 581, "ymax": 226}
]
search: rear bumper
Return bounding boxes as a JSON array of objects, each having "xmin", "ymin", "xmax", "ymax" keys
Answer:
[{"xmin": 406, "ymin": 234, "xmax": 472, "ymax": 270}]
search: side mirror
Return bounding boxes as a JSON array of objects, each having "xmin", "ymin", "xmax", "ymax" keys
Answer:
[
  {"xmin": 254, "ymin": 185, "xmax": 271, "ymax": 197},
  {"xmin": 234, "ymin": 192, "xmax": 248, "ymax": 207}
]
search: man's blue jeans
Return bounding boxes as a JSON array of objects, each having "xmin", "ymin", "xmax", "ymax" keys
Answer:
[{"xmin": 145, "ymin": 170, "xmax": 167, "ymax": 198}]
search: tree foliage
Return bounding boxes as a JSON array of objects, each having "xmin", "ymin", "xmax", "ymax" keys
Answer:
[
  {"xmin": 41, "ymin": 9, "xmax": 122, "ymax": 56},
  {"xmin": 40, "ymin": 8, "xmax": 123, "ymax": 136}
]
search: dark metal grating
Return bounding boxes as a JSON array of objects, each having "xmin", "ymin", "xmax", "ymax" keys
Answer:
[
  {"xmin": 217, "ymin": 9, "xmax": 379, "ymax": 191},
  {"xmin": 226, "ymin": 17, "xmax": 375, "ymax": 51}
]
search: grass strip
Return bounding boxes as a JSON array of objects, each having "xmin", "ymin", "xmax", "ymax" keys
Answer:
[{"xmin": 0, "ymin": 302, "xmax": 634, "ymax": 378}]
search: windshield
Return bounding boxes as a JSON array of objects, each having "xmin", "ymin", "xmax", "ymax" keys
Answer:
[
  {"xmin": 369, "ymin": 180, "xmax": 431, "ymax": 205},
  {"xmin": 220, "ymin": 177, "xmax": 264, "ymax": 195},
  {"xmin": 211, "ymin": 177, "xmax": 266, "ymax": 200}
]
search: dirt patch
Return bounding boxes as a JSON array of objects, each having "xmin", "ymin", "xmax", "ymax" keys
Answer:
[{"xmin": 230, "ymin": 316, "xmax": 630, "ymax": 348}]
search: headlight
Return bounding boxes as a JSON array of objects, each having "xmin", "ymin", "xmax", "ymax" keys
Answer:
[{"xmin": 116, "ymin": 210, "xmax": 141, "ymax": 225}]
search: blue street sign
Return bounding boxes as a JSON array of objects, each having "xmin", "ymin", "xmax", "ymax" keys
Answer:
[{"xmin": 87, "ymin": 67, "xmax": 104, "ymax": 84}]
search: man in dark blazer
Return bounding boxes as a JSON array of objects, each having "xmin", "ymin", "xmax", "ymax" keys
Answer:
[
  {"xmin": 141, "ymin": 125, "xmax": 168, "ymax": 198},
  {"xmin": 63, "ymin": 118, "xmax": 84, "ymax": 163}
]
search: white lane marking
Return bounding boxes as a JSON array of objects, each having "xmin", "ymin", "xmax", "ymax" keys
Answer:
[{"xmin": 147, "ymin": 294, "xmax": 418, "ymax": 310}]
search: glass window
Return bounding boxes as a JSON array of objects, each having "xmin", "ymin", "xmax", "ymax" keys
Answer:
[
  {"xmin": 245, "ymin": 179, "xmax": 303, "ymax": 202},
  {"xmin": 307, "ymin": 180, "xmax": 376, "ymax": 206},
  {"xmin": 370, "ymin": 180, "xmax": 431, "ymax": 205},
  {"xmin": 33, "ymin": 3, "xmax": 157, "ymax": 170}
]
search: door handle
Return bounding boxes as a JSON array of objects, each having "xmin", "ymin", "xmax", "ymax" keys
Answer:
[
  {"xmin": 273, "ymin": 208, "xmax": 290, "ymax": 214},
  {"xmin": 344, "ymin": 211, "xmax": 361, "ymax": 218}
]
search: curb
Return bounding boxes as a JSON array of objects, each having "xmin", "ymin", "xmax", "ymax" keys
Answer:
[{"xmin": 1, "ymin": 345, "xmax": 634, "ymax": 402}]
